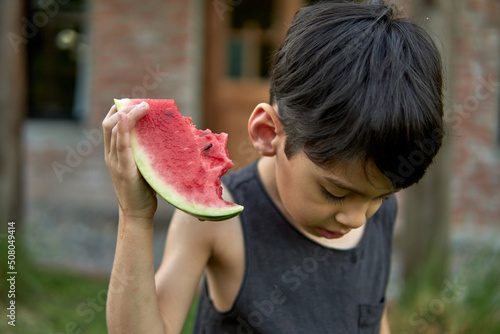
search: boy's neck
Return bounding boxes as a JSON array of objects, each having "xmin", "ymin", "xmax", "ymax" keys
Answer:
[{"xmin": 257, "ymin": 156, "xmax": 280, "ymax": 210}]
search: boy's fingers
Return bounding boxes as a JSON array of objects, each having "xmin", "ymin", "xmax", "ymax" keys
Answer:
[
  {"xmin": 103, "ymin": 105, "xmax": 132, "ymax": 157},
  {"xmin": 126, "ymin": 102, "xmax": 150, "ymax": 129},
  {"xmin": 108, "ymin": 112, "xmax": 122, "ymax": 163},
  {"xmin": 102, "ymin": 102, "xmax": 149, "ymax": 156},
  {"xmin": 104, "ymin": 104, "xmax": 118, "ymax": 119},
  {"xmin": 116, "ymin": 113, "xmax": 135, "ymax": 168},
  {"xmin": 103, "ymin": 105, "xmax": 118, "ymax": 156}
]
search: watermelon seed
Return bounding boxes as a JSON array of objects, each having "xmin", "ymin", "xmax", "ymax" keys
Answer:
[{"xmin": 204, "ymin": 144, "xmax": 213, "ymax": 151}]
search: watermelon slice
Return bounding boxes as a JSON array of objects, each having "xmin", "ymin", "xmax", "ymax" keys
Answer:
[{"xmin": 114, "ymin": 98, "xmax": 243, "ymax": 221}]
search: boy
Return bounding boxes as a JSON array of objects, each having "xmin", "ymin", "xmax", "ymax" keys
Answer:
[{"xmin": 102, "ymin": 1, "xmax": 444, "ymax": 333}]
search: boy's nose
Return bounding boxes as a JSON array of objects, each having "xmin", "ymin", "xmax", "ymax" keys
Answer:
[{"xmin": 334, "ymin": 207, "xmax": 368, "ymax": 229}]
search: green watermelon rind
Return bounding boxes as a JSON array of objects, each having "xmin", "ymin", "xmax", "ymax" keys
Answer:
[{"xmin": 114, "ymin": 98, "xmax": 244, "ymax": 221}]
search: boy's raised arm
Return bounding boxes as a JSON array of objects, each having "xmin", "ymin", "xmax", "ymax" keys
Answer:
[
  {"xmin": 106, "ymin": 213, "xmax": 165, "ymax": 333},
  {"xmin": 102, "ymin": 102, "xmax": 164, "ymax": 333},
  {"xmin": 102, "ymin": 103, "xmax": 211, "ymax": 333}
]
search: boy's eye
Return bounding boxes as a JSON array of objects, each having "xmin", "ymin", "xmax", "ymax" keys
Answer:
[
  {"xmin": 378, "ymin": 195, "xmax": 391, "ymax": 202},
  {"xmin": 321, "ymin": 188, "xmax": 346, "ymax": 204}
]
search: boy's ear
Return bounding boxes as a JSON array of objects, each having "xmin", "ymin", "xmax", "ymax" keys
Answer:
[{"xmin": 248, "ymin": 103, "xmax": 284, "ymax": 157}]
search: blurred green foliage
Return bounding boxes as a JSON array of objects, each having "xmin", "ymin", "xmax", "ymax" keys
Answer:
[
  {"xmin": 389, "ymin": 244, "xmax": 500, "ymax": 334},
  {"xmin": 0, "ymin": 233, "xmax": 198, "ymax": 334}
]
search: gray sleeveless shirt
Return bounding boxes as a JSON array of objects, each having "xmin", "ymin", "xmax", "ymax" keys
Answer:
[{"xmin": 193, "ymin": 161, "xmax": 397, "ymax": 334}]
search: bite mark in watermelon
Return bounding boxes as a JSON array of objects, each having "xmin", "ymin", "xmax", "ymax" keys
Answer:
[{"xmin": 114, "ymin": 98, "xmax": 244, "ymax": 221}]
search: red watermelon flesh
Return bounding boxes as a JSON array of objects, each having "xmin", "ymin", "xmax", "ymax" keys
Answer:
[{"xmin": 114, "ymin": 98, "xmax": 243, "ymax": 221}]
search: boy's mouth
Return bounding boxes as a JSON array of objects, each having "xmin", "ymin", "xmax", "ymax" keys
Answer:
[{"xmin": 316, "ymin": 227, "xmax": 348, "ymax": 239}]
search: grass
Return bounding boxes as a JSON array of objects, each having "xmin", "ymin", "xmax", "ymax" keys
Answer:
[
  {"xmin": 388, "ymin": 244, "xmax": 500, "ymax": 334},
  {"xmin": 0, "ymin": 265, "xmax": 199, "ymax": 334},
  {"xmin": 0, "ymin": 234, "xmax": 198, "ymax": 334},
  {"xmin": 2, "ymin": 267, "xmax": 109, "ymax": 334}
]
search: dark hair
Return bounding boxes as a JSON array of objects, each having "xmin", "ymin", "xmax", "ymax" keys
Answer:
[{"xmin": 270, "ymin": 0, "xmax": 444, "ymax": 189}]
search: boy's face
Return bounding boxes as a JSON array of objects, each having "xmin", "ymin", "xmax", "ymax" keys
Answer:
[{"xmin": 273, "ymin": 148, "xmax": 396, "ymax": 240}]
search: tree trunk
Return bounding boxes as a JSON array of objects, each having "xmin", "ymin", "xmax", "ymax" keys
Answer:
[
  {"xmin": 0, "ymin": 1, "xmax": 26, "ymax": 227},
  {"xmin": 399, "ymin": 0, "xmax": 455, "ymax": 291}
]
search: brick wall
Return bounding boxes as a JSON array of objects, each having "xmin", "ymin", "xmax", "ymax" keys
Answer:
[
  {"xmin": 87, "ymin": 0, "xmax": 202, "ymax": 127},
  {"xmin": 450, "ymin": 0, "xmax": 500, "ymax": 227}
]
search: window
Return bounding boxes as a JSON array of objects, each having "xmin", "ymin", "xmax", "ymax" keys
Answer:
[
  {"xmin": 26, "ymin": 0, "xmax": 87, "ymax": 119},
  {"xmin": 225, "ymin": 0, "xmax": 276, "ymax": 79}
]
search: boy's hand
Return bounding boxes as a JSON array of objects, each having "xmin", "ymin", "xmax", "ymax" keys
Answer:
[{"xmin": 102, "ymin": 102, "xmax": 158, "ymax": 221}]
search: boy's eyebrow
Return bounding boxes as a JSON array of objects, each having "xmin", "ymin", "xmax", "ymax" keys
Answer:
[{"xmin": 323, "ymin": 176, "xmax": 395, "ymax": 198}]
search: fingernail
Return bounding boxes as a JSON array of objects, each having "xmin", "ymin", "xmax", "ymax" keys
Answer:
[{"xmin": 138, "ymin": 101, "xmax": 148, "ymax": 109}]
